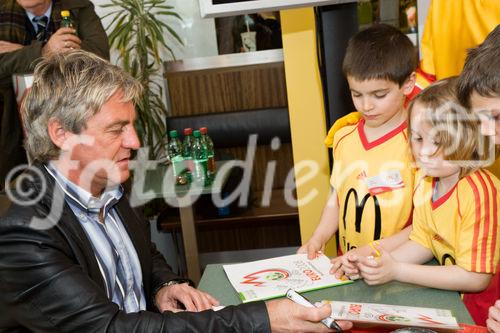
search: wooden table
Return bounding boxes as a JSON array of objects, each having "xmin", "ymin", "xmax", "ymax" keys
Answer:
[
  {"xmin": 132, "ymin": 160, "xmax": 233, "ymax": 283},
  {"xmin": 198, "ymin": 264, "xmax": 474, "ymax": 325}
]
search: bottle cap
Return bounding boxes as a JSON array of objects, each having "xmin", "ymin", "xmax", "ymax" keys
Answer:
[
  {"xmin": 184, "ymin": 128, "xmax": 193, "ymax": 135},
  {"xmin": 61, "ymin": 10, "xmax": 70, "ymax": 17},
  {"xmin": 169, "ymin": 130, "xmax": 178, "ymax": 138},
  {"xmin": 199, "ymin": 127, "xmax": 208, "ymax": 134},
  {"xmin": 193, "ymin": 130, "xmax": 201, "ymax": 138}
]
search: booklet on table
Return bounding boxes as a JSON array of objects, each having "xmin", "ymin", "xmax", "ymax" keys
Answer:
[
  {"xmin": 325, "ymin": 300, "xmax": 461, "ymax": 332},
  {"xmin": 222, "ymin": 253, "xmax": 352, "ymax": 303}
]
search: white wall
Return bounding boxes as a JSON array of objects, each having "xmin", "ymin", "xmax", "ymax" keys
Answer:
[
  {"xmin": 91, "ymin": 0, "xmax": 219, "ymax": 61},
  {"xmin": 417, "ymin": 0, "xmax": 430, "ymax": 58}
]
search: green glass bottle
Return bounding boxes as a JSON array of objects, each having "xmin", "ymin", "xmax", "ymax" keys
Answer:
[
  {"xmin": 199, "ymin": 127, "xmax": 215, "ymax": 182},
  {"xmin": 192, "ymin": 130, "xmax": 209, "ymax": 186},
  {"xmin": 167, "ymin": 130, "xmax": 186, "ymax": 185},
  {"xmin": 61, "ymin": 10, "xmax": 77, "ymax": 36},
  {"xmin": 182, "ymin": 128, "xmax": 194, "ymax": 183}
]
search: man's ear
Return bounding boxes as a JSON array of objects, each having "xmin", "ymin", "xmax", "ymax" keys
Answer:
[
  {"xmin": 47, "ymin": 118, "xmax": 69, "ymax": 149},
  {"xmin": 402, "ymin": 72, "xmax": 416, "ymax": 95}
]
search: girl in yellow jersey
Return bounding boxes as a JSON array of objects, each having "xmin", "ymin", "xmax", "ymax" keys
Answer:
[{"xmin": 352, "ymin": 78, "xmax": 499, "ymax": 326}]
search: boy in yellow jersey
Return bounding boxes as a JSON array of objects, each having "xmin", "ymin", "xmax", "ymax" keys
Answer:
[
  {"xmin": 354, "ymin": 79, "xmax": 499, "ymax": 326},
  {"xmin": 457, "ymin": 24, "xmax": 500, "ymax": 328},
  {"xmin": 298, "ymin": 24, "xmax": 417, "ymax": 260},
  {"xmin": 458, "ymin": 25, "xmax": 500, "ymax": 178}
]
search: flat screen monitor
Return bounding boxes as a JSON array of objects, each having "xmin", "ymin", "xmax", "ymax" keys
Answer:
[{"xmin": 199, "ymin": 0, "xmax": 357, "ymax": 18}]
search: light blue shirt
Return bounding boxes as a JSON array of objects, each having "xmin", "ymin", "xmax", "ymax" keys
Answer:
[
  {"xmin": 44, "ymin": 163, "xmax": 146, "ymax": 313},
  {"xmin": 26, "ymin": 2, "xmax": 53, "ymax": 32}
]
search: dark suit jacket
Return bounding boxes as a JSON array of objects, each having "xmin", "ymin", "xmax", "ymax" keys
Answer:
[{"xmin": 0, "ymin": 164, "xmax": 270, "ymax": 332}]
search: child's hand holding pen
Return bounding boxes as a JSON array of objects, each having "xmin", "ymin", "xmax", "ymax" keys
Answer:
[
  {"xmin": 330, "ymin": 241, "xmax": 382, "ymax": 280},
  {"xmin": 356, "ymin": 242, "xmax": 401, "ymax": 285}
]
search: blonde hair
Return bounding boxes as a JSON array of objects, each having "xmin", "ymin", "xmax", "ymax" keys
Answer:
[
  {"xmin": 408, "ymin": 77, "xmax": 490, "ymax": 178},
  {"xmin": 22, "ymin": 50, "xmax": 142, "ymax": 162}
]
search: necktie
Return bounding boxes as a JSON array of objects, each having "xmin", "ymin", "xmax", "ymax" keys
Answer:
[{"xmin": 33, "ymin": 16, "xmax": 48, "ymax": 42}]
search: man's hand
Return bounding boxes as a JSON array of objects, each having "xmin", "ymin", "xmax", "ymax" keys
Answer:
[
  {"xmin": 42, "ymin": 28, "xmax": 81, "ymax": 57},
  {"xmin": 267, "ymin": 298, "xmax": 353, "ymax": 332},
  {"xmin": 0, "ymin": 41, "xmax": 23, "ymax": 53},
  {"xmin": 487, "ymin": 300, "xmax": 500, "ymax": 333},
  {"xmin": 297, "ymin": 238, "xmax": 324, "ymax": 260},
  {"xmin": 154, "ymin": 283, "xmax": 219, "ymax": 312}
]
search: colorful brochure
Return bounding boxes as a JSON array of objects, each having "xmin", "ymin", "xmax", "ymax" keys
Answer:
[
  {"xmin": 326, "ymin": 301, "xmax": 461, "ymax": 332},
  {"xmin": 223, "ymin": 253, "xmax": 352, "ymax": 303}
]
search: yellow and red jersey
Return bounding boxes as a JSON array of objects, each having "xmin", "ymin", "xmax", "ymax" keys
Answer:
[
  {"xmin": 330, "ymin": 119, "xmax": 415, "ymax": 253},
  {"xmin": 410, "ymin": 169, "xmax": 499, "ymax": 274}
]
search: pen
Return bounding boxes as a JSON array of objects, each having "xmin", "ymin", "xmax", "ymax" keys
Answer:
[
  {"xmin": 285, "ymin": 289, "xmax": 343, "ymax": 332},
  {"xmin": 368, "ymin": 240, "xmax": 381, "ymax": 257}
]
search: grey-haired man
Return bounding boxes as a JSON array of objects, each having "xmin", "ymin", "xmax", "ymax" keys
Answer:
[{"xmin": 0, "ymin": 50, "xmax": 352, "ymax": 333}]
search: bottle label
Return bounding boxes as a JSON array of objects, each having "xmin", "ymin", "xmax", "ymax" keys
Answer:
[
  {"xmin": 184, "ymin": 157, "xmax": 194, "ymax": 172},
  {"xmin": 61, "ymin": 20, "xmax": 73, "ymax": 28},
  {"xmin": 171, "ymin": 156, "xmax": 184, "ymax": 177},
  {"xmin": 181, "ymin": 158, "xmax": 193, "ymax": 183},
  {"xmin": 193, "ymin": 158, "xmax": 208, "ymax": 184},
  {"xmin": 207, "ymin": 155, "xmax": 216, "ymax": 174}
]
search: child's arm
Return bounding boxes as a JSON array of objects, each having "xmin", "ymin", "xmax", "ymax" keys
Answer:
[
  {"xmin": 330, "ymin": 226, "xmax": 413, "ymax": 278},
  {"xmin": 357, "ymin": 241, "xmax": 492, "ymax": 292},
  {"xmin": 297, "ymin": 189, "xmax": 340, "ymax": 259}
]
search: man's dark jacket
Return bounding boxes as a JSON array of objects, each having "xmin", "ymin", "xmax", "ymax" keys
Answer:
[
  {"xmin": 0, "ymin": 164, "xmax": 270, "ymax": 332},
  {"xmin": 0, "ymin": 0, "xmax": 109, "ymax": 190}
]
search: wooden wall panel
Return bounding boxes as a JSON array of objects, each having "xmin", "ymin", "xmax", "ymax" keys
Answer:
[
  {"xmin": 216, "ymin": 142, "xmax": 293, "ymax": 192},
  {"xmin": 196, "ymin": 218, "xmax": 300, "ymax": 252},
  {"xmin": 166, "ymin": 64, "xmax": 288, "ymax": 117}
]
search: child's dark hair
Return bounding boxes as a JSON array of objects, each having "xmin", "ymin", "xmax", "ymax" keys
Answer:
[
  {"xmin": 457, "ymin": 25, "xmax": 500, "ymax": 108},
  {"xmin": 343, "ymin": 24, "xmax": 418, "ymax": 86}
]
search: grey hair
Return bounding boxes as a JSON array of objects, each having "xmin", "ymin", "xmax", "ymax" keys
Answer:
[{"xmin": 22, "ymin": 50, "xmax": 142, "ymax": 162}]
